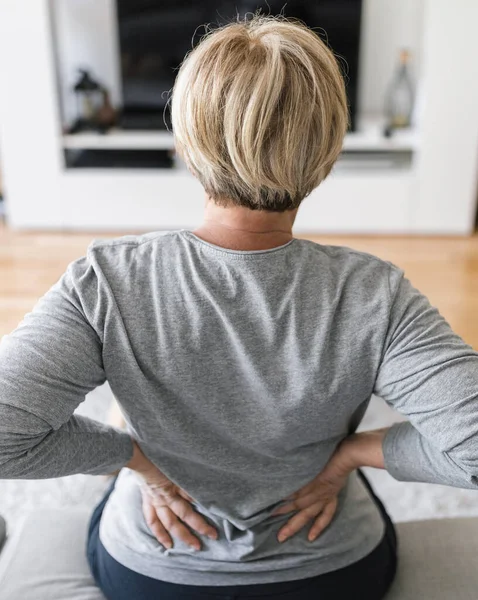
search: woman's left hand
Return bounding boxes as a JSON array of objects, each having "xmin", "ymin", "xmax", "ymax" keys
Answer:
[
  {"xmin": 126, "ymin": 440, "xmax": 218, "ymax": 550},
  {"xmin": 271, "ymin": 429, "xmax": 388, "ymax": 543},
  {"xmin": 271, "ymin": 440, "xmax": 353, "ymax": 542}
]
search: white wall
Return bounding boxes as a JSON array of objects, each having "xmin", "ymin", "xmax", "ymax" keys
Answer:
[
  {"xmin": 412, "ymin": 0, "xmax": 478, "ymax": 232},
  {"xmin": 52, "ymin": 0, "xmax": 425, "ymax": 128}
]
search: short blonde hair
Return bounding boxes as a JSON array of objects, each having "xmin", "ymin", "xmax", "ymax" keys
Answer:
[{"xmin": 171, "ymin": 14, "xmax": 348, "ymax": 212}]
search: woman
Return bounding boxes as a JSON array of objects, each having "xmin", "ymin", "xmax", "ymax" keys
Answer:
[{"xmin": 1, "ymin": 14, "xmax": 478, "ymax": 600}]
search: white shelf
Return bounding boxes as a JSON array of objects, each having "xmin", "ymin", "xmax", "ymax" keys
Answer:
[
  {"xmin": 343, "ymin": 115, "xmax": 420, "ymax": 152},
  {"xmin": 62, "ymin": 115, "xmax": 420, "ymax": 153},
  {"xmin": 63, "ymin": 130, "xmax": 174, "ymax": 150}
]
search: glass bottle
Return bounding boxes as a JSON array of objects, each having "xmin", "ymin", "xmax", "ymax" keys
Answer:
[{"xmin": 385, "ymin": 49, "xmax": 414, "ymax": 130}]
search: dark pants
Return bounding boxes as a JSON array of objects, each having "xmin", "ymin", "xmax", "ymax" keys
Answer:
[{"xmin": 87, "ymin": 470, "xmax": 397, "ymax": 600}]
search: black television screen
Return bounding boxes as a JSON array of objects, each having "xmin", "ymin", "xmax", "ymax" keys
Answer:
[{"xmin": 116, "ymin": 1, "xmax": 363, "ymax": 130}]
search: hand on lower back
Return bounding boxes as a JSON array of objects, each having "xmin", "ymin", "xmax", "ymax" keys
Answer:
[
  {"xmin": 271, "ymin": 441, "xmax": 354, "ymax": 543},
  {"xmin": 127, "ymin": 440, "xmax": 218, "ymax": 551},
  {"xmin": 272, "ymin": 428, "xmax": 388, "ymax": 543}
]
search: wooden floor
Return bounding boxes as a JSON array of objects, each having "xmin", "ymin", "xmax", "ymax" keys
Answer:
[{"xmin": 1, "ymin": 221, "xmax": 478, "ymax": 349}]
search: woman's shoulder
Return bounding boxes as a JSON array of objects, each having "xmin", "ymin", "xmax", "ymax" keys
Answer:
[
  {"xmin": 294, "ymin": 238, "xmax": 402, "ymax": 279},
  {"xmin": 61, "ymin": 231, "xmax": 186, "ymax": 294},
  {"xmin": 87, "ymin": 230, "xmax": 181, "ymax": 253},
  {"xmin": 83, "ymin": 230, "xmax": 186, "ymax": 270}
]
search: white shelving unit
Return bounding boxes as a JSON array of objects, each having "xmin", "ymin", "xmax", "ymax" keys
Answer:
[
  {"xmin": 62, "ymin": 116, "xmax": 419, "ymax": 154},
  {"xmin": 57, "ymin": 115, "xmax": 419, "ymax": 233},
  {"xmin": 57, "ymin": 121, "xmax": 418, "ymax": 233},
  {"xmin": 0, "ymin": 0, "xmax": 477, "ymax": 233}
]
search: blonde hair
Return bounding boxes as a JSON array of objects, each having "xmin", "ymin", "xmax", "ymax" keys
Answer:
[{"xmin": 171, "ymin": 14, "xmax": 348, "ymax": 212}]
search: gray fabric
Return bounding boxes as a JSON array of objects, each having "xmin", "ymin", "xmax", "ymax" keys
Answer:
[
  {"xmin": 1, "ymin": 509, "xmax": 478, "ymax": 600},
  {"xmin": 0, "ymin": 509, "xmax": 105, "ymax": 600},
  {"xmin": 376, "ymin": 272, "xmax": 478, "ymax": 488},
  {"xmin": 383, "ymin": 421, "xmax": 478, "ymax": 487},
  {"xmin": 1, "ymin": 230, "xmax": 478, "ymax": 585},
  {"xmin": 0, "ymin": 515, "xmax": 6, "ymax": 553}
]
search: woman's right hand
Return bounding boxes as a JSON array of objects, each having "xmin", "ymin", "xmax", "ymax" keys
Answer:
[
  {"xmin": 126, "ymin": 440, "xmax": 218, "ymax": 550},
  {"xmin": 271, "ymin": 428, "xmax": 389, "ymax": 543}
]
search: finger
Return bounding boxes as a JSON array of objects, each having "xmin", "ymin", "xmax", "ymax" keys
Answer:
[
  {"xmin": 178, "ymin": 488, "xmax": 195, "ymax": 503},
  {"xmin": 271, "ymin": 502, "xmax": 296, "ymax": 516},
  {"xmin": 148, "ymin": 516, "xmax": 173, "ymax": 549},
  {"xmin": 308, "ymin": 498, "xmax": 338, "ymax": 541},
  {"xmin": 147, "ymin": 484, "xmax": 218, "ymax": 541},
  {"xmin": 142, "ymin": 493, "xmax": 173, "ymax": 549},
  {"xmin": 272, "ymin": 489, "xmax": 327, "ymax": 516},
  {"xmin": 154, "ymin": 504, "xmax": 204, "ymax": 551},
  {"xmin": 162, "ymin": 495, "xmax": 218, "ymax": 541},
  {"xmin": 277, "ymin": 502, "xmax": 323, "ymax": 542},
  {"xmin": 271, "ymin": 492, "xmax": 300, "ymax": 515}
]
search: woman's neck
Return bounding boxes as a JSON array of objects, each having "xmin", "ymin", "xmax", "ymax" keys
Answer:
[{"xmin": 192, "ymin": 195, "xmax": 298, "ymax": 251}]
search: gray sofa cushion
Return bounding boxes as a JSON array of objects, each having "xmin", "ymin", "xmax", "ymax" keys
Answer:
[
  {"xmin": 0, "ymin": 509, "xmax": 477, "ymax": 600},
  {"xmin": 386, "ymin": 517, "xmax": 478, "ymax": 600}
]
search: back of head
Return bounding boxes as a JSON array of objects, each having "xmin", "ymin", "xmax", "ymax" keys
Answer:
[{"xmin": 171, "ymin": 14, "xmax": 348, "ymax": 212}]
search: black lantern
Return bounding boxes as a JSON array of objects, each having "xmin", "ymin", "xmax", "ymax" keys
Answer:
[{"xmin": 71, "ymin": 69, "xmax": 103, "ymax": 133}]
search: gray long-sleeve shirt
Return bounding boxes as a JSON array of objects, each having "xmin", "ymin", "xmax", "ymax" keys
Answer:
[{"xmin": 1, "ymin": 230, "xmax": 477, "ymax": 585}]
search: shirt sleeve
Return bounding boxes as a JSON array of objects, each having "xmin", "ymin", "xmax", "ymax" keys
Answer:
[
  {"xmin": 0, "ymin": 252, "xmax": 134, "ymax": 479},
  {"xmin": 374, "ymin": 265, "xmax": 478, "ymax": 489}
]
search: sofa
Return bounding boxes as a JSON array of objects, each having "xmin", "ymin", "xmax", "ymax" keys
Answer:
[{"xmin": 0, "ymin": 509, "xmax": 477, "ymax": 600}]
